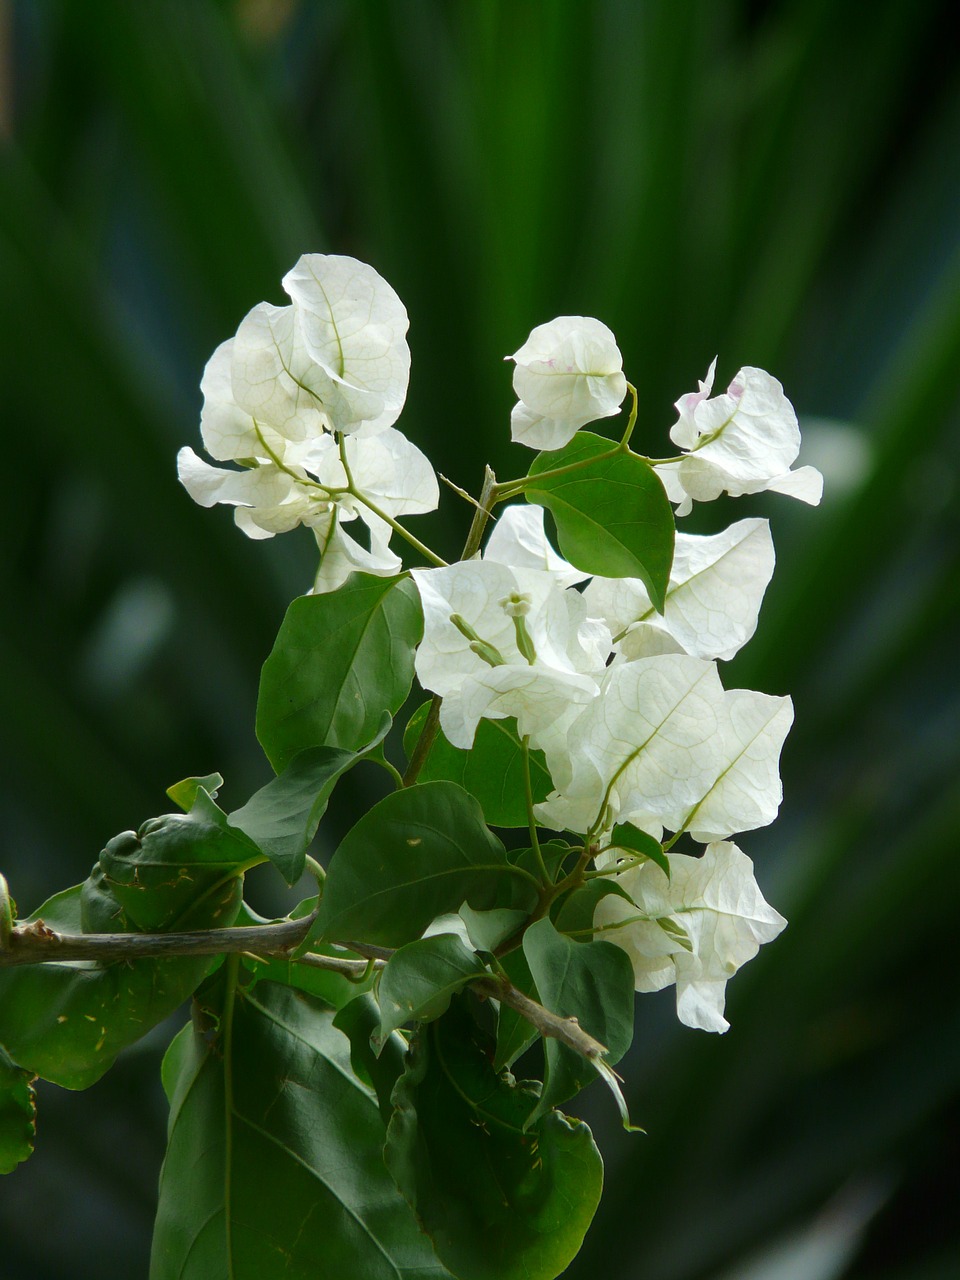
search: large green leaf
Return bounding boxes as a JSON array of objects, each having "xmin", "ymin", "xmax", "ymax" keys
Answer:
[
  {"xmin": 521, "ymin": 918, "xmax": 635, "ymax": 1125},
  {"xmin": 375, "ymin": 934, "xmax": 489, "ymax": 1049},
  {"xmin": 256, "ymin": 573, "xmax": 423, "ymax": 771},
  {"xmin": 0, "ymin": 884, "xmax": 217, "ymax": 1089},
  {"xmin": 524, "ymin": 432, "xmax": 675, "ymax": 610},
  {"xmin": 96, "ymin": 789, "xmax": 258, "ymax": 932},
  {"xmin": 403, "ymin": 704, "xmax": 553, "ymax": 827},
  {"xmin": 0, "ymin": 1043, "xmax": 36, "ymax": 1175},
  {"xmin": 385, "ymin": 998, "xmax": 603, "ymax": 1280},
  {"xmin": 228, "ymin": 715, "xmax": 391, "ymax": 883},
  {"xmin": 150, "ymin": 979, "xmax": 448, "ymax": 1280},
  {"xmin": 311, "ymin": 781, "xmax": 539, "ymax": 948}
]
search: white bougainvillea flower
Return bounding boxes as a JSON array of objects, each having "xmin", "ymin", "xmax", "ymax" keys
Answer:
[
  {"xmin": 282, "ymin": 254, "xmax": 410, "ymax": 436},
  {"xmin": 198, "ymin": 339, "xmax": 279, "ymax": 463},
  {"xmin": 657, "ymin": 364, "xmax": 823, "ymax": 515},
  {"xmin": 483, "ymin": 504, "xmax": 587, "ymax": 587},
  {"xmin": 178, "ymin": 427, "xmax": 438, "ymax": 592},
  {"xmin": 535, "ymin": 655, "xmax": 728, "ymax": 835},
  {"xmin": 508, "ymin": 316, "xmax": 627, "ymax": 451},
  {"xmin": 584, "ymin": 518, "xmax": 775, "ymax": 662},
  {"xmin": 177, "ymin": 448, "xmax": 329, "ymax": 538},
  {"xmin": 594, "ymin": 841, "xmax": 786, "ymax": 1033},
  {"xmin": 411, "ymin": 560, "xmax": 612, "ymax": 749},
  {"xmin": 682, "ymin": 689, "xmax": 793, "ymax": 843},
  {"xmin": 229, "ymin": 302, "xmax": 333, "ymax": 443},
  {"xmin": 535, "ymin": 656, "xmax": 792, "ymax": 843}
]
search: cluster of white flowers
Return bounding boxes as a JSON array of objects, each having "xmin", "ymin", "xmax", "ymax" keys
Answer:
[
  {"xmin": 177, "ymin": 254, "xmax": 439, "ymax": 592},
  {"xmin": 181, "ymin": 267, "xmax": 818, "ymax": 1036}
]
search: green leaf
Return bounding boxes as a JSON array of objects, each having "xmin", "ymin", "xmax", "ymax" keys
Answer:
[
  {"xmin": 256, "ymin": 573, "xmax": 423, "ymax": 771},
  {"xmin": 385, "ymin": 999, "xmax": 603, "ymax": 1280},
  {"xmin": 525, "ymin": 432, "xmax": 675, "ymax": 610},
  {"xmin": 611, "ymin": 821, "xmax": 671, "ymax": 877},
  {"xmin": 493, "ymin": 950, "xmax": 541, "ymax": 1072},
  {"xmin": 151, "ymin": 979, "xmax": 448, "ymax": 1280},
  {"xmin": 96, "ymin": 789, "xmax": 258, "ymax": 932},
  {"xmin": 553, "ymin": 879, "xmax": 637, "ymax": 937},
  {"xmin": 0, "ymin": 885, "xmax": 217, "ymax": 1089},
  {"xmin": 459, "ymin": 903, "xmax": 528, "ymax": 954},
  {"xmin": 228, "ymin": 715, "xmax": 391, "ymax": 883},
  {"xmin": 311, "ymin": 781, "xmax": 539, "ymax": 948},
  {"xmin": 375, "ymin": 934, "xmax": 488, "ymax": 1049},
  {"xmin": 403, "ymin": 704, "xmax": 553, "ymax": 827},
  {"xmin": 333, "ymin": 992, "xmax": 408, "ymax": 1126},
  {"xmin": 0, "ymin": 1043, "xmax": 36, "ymax": 1175},
  {"xmin": 522, "ymin": 918, "xmax": 635, "ymax": 1125},
  {"xmin": 166, "ymin": 772, "xmax": 224, "ymax": 812}
]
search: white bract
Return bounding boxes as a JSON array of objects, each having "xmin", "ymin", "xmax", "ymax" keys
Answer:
[
  {"xmin": 282, "ymin": 254, "xmax": 410, "ymax": 436},
  {"xmin": 483, "ymin": 504, "xmax": 587, "ymax": 588},
  {"xmin": 656, "ymin": 362, "xmax": 823, "ymax": 515},
  {"xmin": 179, "ymin": 255, "xmax": 436, "ymax": 592},
  {"xmin": 508, "ymin": 316, "xmax": 627, "ymax": 451},
  {"xmin": 410, "ymin": 559, "xmax": 611, "ymax": 750},
  {"xmin": 595, "ymin": 842, "xmax": 786, "ymax": 1033},
  {"xmin": 535, "ymin": 656, "xmax": 792, "ymax": 844},
  {"xmin": 584, "ymin": 518, "xmax": 775, "ymax": 662},
  {"xmin": 178, "ymin": 428, "xmax": 438, "ymax": 593}
]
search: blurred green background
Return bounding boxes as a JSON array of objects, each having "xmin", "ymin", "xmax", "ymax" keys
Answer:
[{"xmin": 1, "ymin": 1, "xmax": 958, "ymax": 1276}]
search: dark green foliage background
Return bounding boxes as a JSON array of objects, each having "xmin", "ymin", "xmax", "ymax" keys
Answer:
[{"xmin": 1, "ymin": 2, "xmax": 958, "ymax": 1276}]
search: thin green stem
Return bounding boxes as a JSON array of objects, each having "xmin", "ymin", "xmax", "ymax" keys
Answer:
[
  {"xmin": 337, "ymin": 434, "xmax": 447, "ymax": 567},
  {"xmin": 620, "ymin": 382, "xmax": 639, "ymax": 448},
  {"xmin": 378, "ymin": 756, "xmax": 405, "ymax": 788},
  {"xmin": 402, "ymin": 696, "xmax": 442, "ymax": 787},
  {"xmin": 521, "ymin": 736, "xmax": 549, "ymax": 885},
  {"xmin": 493, "ymin": 445, "xmax": 622, "ymax": 501},
  {"xmin": 254, "ymin": 424, "xmax": 332, "ymax": 495}
]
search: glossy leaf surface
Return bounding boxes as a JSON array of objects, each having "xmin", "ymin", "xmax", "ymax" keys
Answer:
[
  {"xmin": 311, "ymin": 782, "xmax": 538, "ymax": 947},
  {"xmin": 257, "ymin": 573, "xmax": 422, "ymax": 770},
  {"xmin": 375, "ymin": 934, "xmax": 488, "ymax": 1048},
  {"xmin": 151, "ymin": 979, "xmax": 448, "ymax": 1279},
  {"xmin": 404, "ymin": 704, "xmax": 553, "ymax": 827},
  {"xmin": 525, "ymin": 432, "xmax": 674, "ymax": 610},
  {"xmin": 228, "ymin": 715, "xmax": 389, "ymax": 883},
  {"xmin": 97, "ymin": 789, "xmax": 257, "ymax": 933},
  {"xmin": 0, "ymin": 885, "xmax": 217, "ymax": 1089},
  {"xmin": 522, "ymin": 918, "xmax": 635, "ymax": 1124}
]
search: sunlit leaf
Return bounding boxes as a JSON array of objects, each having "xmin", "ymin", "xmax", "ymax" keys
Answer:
[
  {"xmin": 257, "ymin": 573, "xmax": 422, "ymax": 770},
  {"xmin": 525, "ymin": 432, "xmax": 674, "ymax": 609}
]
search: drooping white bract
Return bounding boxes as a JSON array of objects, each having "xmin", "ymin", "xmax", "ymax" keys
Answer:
[
  {"xmin": 508, "ymin": 316, "xmax": 627, "ymax": 451},
  {"xmin": 536, "ymin": 655, "xmax": 728, "ymax": 835},
  {"xmin": 656, "ymin": 363, "xmax": 823, "ymax": 516},
  {"xmin": 410, "ymin": 559, "xmax": 612, "ymax": 751},
  {"xmin": 584, "ymin": 518, "xmax": 775, "ymax": 662},
  {"xmin": 282, "ymin": 254, "xmax": 410, "ymax": 436},
  {"xmin": 535, "ymin": 655, "xmax": 792, "ymax": 843},
  {"xmin": 594, "ymin": 841, "xmax": 786, "ymax": 1033},
  {"xmin": 483, "ymin": 504, "xmax": 588, "ymax": 588},
  {"xmin": 178, "ymin": 428, "xmax": 438, "ymax": 593}
]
